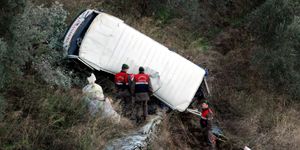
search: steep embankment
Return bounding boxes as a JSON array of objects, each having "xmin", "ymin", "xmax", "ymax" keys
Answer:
[{"xmin": 1, "ymin": 1, "xmax": 299, "ymax": 149}]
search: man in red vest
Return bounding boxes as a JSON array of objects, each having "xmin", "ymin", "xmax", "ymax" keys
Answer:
[
  {"xmin": 132, "ymin": 66, "xmax": 153, "ymax": 124},
  {"xmin": 200, "ymin": 100, "xmax": 216, "ymax": 149},
  {"xmin": 114, "ymin": 64, "xmax": 132, "ymax": 118}
]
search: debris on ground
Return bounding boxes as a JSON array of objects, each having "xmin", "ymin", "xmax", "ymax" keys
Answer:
[
  {"xmin": 105, "ymin": 113, "xmax": 163, "ymax": 150},
  {"xmin": 82, "ymin": 73, "xmax": 120, "ymax": 123}
]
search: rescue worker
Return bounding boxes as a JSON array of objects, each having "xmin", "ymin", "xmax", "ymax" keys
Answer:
[
  {"xmin": 132, "ymin": 66, "xmax": 153, "ymax": 124},
  {"xmin": 200, "ymin": 100, "xmax": 216, "ymax": 149},
  {"xmin": 114, "ymin": 64, "xmax": 133, "ymax": 118}
]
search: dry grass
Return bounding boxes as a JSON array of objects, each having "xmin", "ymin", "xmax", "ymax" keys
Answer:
[
  {"xmin": 232, "ymin": 107, "xmax": 300, "ymax": 150},
  {"xmin": 149, "ymin": 112, "xmax": 191, "ymax": 150},
  {"xmin": 210, "ymin": 28, "xmax": 300, "ymax": 149},
  {"xmin": 68, "ymin": 116, "xmax": 135, "ymax": 149}
]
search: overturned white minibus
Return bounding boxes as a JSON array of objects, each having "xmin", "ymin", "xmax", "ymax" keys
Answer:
[{"xmin": 63, "ymin": 9, "xmax": 206, "ymax": 112}]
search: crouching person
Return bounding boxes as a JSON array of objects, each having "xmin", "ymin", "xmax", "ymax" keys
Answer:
[
  {"xmin": 133, "ymin": 67, "xmax": 153, "ymax": 124},
  {"xmin": 200, "ymin": 100, "xmax": 216, "ymax": 149},
  {"xmin": 114, "ymin": 64, "xmax": 133, "ymax": 118}
]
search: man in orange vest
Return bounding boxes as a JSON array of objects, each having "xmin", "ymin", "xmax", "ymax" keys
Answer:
[
  {"xmin": 132, "ymin": 66, "xmax": 153, "ymax": 124},
  {"xmin": 114, "ymin": 64, "xmax": 132, "ymax": 118},
  {"xmin": 200, "ymin": 100, "xmax": 216, "ymax": 149}
]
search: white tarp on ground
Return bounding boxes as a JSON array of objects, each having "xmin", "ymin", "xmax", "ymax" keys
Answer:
[
  {"xmin": 105, "ymin": 114, "xmax": 163, "ymax": 150},
  {"xmin": 82, "ymin": 73, "xmax": 120, "ymax": 122},
  {"xmin": 79, "ymin": 13, "xmax": 205, "ymax": 111}
]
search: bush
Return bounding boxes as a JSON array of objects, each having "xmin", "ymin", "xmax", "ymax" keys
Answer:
[
  {"xmin": 250, "ymin": 0, "xmax": 300, "ymax": 100},
  {"xmin": 0, "ymin": 95, "xmax": 5, "ymax": 121},
  {"xmin": 0, "ymin": 1, "xmax": 71, "ymax": 90},
  {"xmin": 0, "ymin": 39, "xmax": 11, "ymax": 90},
  {"xmin": 0, "ymin": 0, "xmax": 26, "ymax": 37},
  {"xmin": 248, "ymin": 0, "xmax": 298, "ymax": 44},
  {"xmin": 39, "ymin": 89, "xmax": 87, "ymax": 128},
  {"xmin": 0, "ymin": 87, "xmax": 87, "ymax": 149},
  {"xmin": 0, "ymin": 1, "xmax": 91, "ymax": 149}
]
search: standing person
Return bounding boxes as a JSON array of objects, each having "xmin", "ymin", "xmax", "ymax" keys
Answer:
[
  {"xmin": 132, "ymin": 66, "xmax": 153, "ymax": 124},
  {"xmin": 114, "ymin": 64, "xmax": 132, "ymax": 118},
  {"xmin": 200, "ymin": 100, "xmax": 216, "ymax": 149}
]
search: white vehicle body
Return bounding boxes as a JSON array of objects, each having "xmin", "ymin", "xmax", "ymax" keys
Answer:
[{"xmin": 63, "ymin": 10, "xmax": 206, "ymax": 112}]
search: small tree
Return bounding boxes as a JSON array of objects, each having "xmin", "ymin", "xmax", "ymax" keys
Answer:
[{"xmin": 1, "ymin": 1, "xmax": 71, "ymax": 89}]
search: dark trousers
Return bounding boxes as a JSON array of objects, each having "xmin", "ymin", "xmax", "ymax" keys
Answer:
[
  {"xmin": 134, "ymin": 100, "xmax": 148, "ymax": 122},
  {"xmin": 134, "ymin": 92, "xmax": 149, "ymax": 123},
  {"xmin": 117, "ymin": 90, "xmax": 132, "ymax": 118}
]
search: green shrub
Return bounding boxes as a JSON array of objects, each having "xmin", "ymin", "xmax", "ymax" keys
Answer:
[
  {"xmin": 0, "ymin": 1, "xmax": 91, "ymax": 149},
  {"xmin": 1, "ymin": 76, "xmax": 87, "ymax": 149},
  {"xmin": 0, "ymin": 1, "xmax": 71, "ymax": 90},
  {"xmin": 0, "ymin": 0, "xmax": 26, "ymax": 37},
  {"xmin": 250, "ymin": 1, "xmax": 300, "ymax": 100},
  {"xmin": 155, "ymin": 6, "xmax": 173, "ymax": 24},
  {"xmin": 248, "ymin": 0, "xmax": 298, "ymax": 44},
  {"xmin": 0, "ymin": 95, "xmax": 5, "ymax": 121},
  {"xmin": 39, "ymin": 90, "xmax": 87, "ymax": 128},
  {"xmin": 0, "ymin": 39, "xmax": 11, "ymax": 90}
]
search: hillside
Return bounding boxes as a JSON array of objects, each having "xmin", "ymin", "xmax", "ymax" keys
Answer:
[{"xmin": 1, "ymin": 0, "xmax": 300, "ymax": 149}]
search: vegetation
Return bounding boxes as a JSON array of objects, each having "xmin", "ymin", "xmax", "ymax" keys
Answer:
[
  {"xmin": 0, "ymin": 1, "xmax": 135, "ymax": 149},
  {"xmin": 211, "ymin": 0, "xmax": 300, "ymax": 149},
  {"xmin": 0, "ymin": 0, "xmax": 300, "ymax": 149},
  {"xmin": 249, "ymin": 0, "xmax": 300, "ymax": 100}
]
